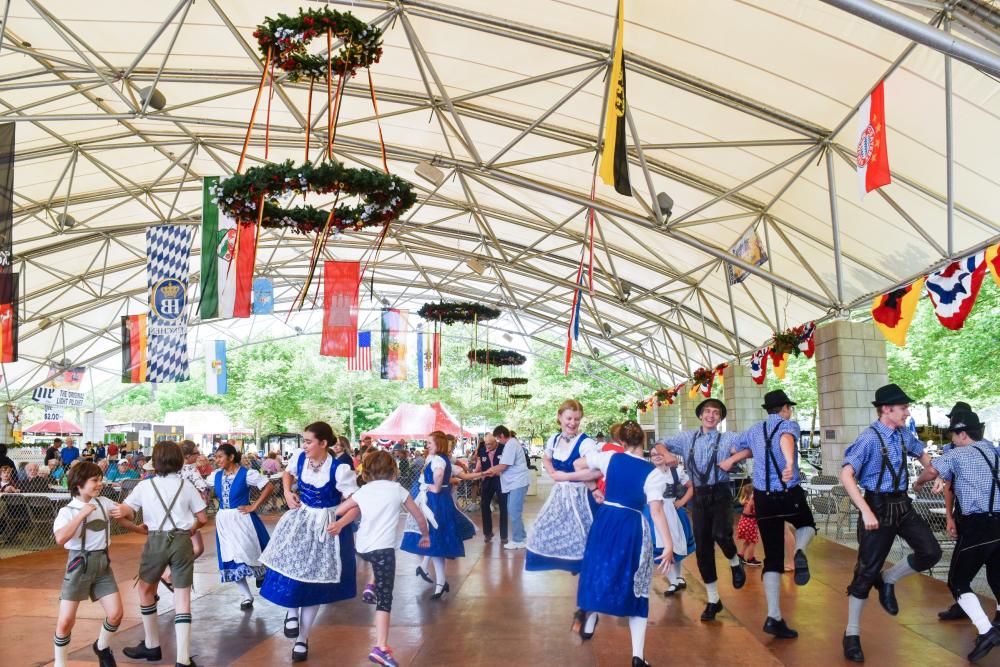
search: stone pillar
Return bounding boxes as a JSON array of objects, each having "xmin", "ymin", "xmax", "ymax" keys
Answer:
[
  {"xmin": 654, "ymin": 400, "xmax": 680, "ymax": 441},
  {"xmin": 677, "ymin": 388, "xmax": 702, "ymax": 432},
  {"xmin": 814, "ymin": 320, "xmax": 888, "ymax": 474},
  {"xmin": 723, "ymin": 363, "xmax": 767, "ymax": 434}
]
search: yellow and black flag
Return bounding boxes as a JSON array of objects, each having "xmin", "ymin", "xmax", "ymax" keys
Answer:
[{"xmin": 599, "ymin": 0, "xmax": 631, "ymax": 196}]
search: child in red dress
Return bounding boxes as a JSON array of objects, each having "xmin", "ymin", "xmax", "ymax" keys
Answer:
[{"xmin": 736, "ymin": 483, "xmax": 761, "ymax": 566}]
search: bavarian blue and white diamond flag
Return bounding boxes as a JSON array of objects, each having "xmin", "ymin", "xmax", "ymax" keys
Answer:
[
  {"xmin": 147, "ymin": 225, "xmax": 194, "ymax": 383},
  {"xmin": 205, "ymin": 340, "xmax": 227, "ymax": 395}
]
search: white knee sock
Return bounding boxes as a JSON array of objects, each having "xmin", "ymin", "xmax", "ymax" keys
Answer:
[
  {"xmin": 432, "ymin": 556, "xmax": 446, "ymax": 587},
  {"xmin": 958, "ymin": 593, "xmax": 994, "ymax": 635},
  {"xmin": 584, "ymin": 611, "xmax": 598, "ymax": 633},
  {"xmin": 706, "ymin": 581, "xmax": 720, "ymax": 604},
  {"xmin": 97, "ymin": 618, "xmax": 119, "ymax": 650},
  {"xmin": 728, "ymin": 555, "xmax": 741, "ymax": 567},
  {"xmin": 846, "ymin": 595, "xmax": 866, "ymax": 636},
  {"xmin": 764, "ymin": 572, "xmax": 782, "ymax": 620},
  {"xmin": 140, "ymin": 603, "xmax": 160, "ymax": 649},
  {"xmin": 420, "ymin": 555, "xmax": 431, "ymax": 570},
  {"xmin": 628, "ymin": 616, "xmax": 647, "ymax": 659},
  {"xmin": 236, "ymin": 578, "xmax": 253, "ymax": 599},
  {"xmin": 174, "ymin": 613, "xmax": 191, "ymax": 665},
  {"xmin": 54, "ymin": 634, "xmax": 70, "ymax": 667},
  {"xmin": 794, "ymin": 526, "xmax": 815, "ymax": 553},
  {"xmin": 883, "ymin": 558, "xmax": 917, "ymax": 584},
  {"xmin": 298, "ymin": 605, "xmax": 319, "ymax": 644},
  {"xmin": 667, "ymin": 561, "xmax": 682, "ymax": 583}
]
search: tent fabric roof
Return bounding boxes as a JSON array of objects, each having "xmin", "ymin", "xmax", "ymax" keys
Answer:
[
  {"xmin": 363, "ymin": 402, "xmax": 475, "ymax": 440},
  {"xmin": 4, "ymin": 0, "xmax": 1000, "ymax": 402},
  {"xmin": 24, "ymin": 419, "xmax": 84, "ymax": 436}
]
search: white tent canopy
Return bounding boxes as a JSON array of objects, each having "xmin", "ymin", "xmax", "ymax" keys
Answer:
[{"xmin": 4, "ymin": 0, "xmax": 999, "ymax": 402}]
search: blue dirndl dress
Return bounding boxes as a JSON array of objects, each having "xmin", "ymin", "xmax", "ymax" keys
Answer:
[
  {"xmin": 578, "ymin": 453, "xmax": 656, "ymax": 618},
  {"xmin": 260, "ymin": 454, "xmax": 356, "ymax": 607},
  {"xmin": 401, "ymin": 455, "xmax": 466, "ymax": 559},
  {"xmin": 526, "ymin": 433, "xmax": 595, "ymax": 573},
  {"xmin": 212, "ymin": 467, "xmax": 271, "ymax": 582},
  {"xmin": 642, "ymin": 467, "xmax": 695, "ymax": 561}
]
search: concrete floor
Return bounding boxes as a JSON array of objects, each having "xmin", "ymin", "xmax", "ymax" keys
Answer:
[{"xmin": 0, "ymin": 494, "xmax": 995, "ymax": 666}]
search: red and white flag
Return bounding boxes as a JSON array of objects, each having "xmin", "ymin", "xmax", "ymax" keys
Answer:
[
  {"xmin": 749, "ymin": 347, "xmax": 769, "ymax": 385},
  {"xmin": 856, "ymin": 80, "xmax": 891, "ymax": 197},
  {"xmin": 925, "ymin": 251, "xmax": 987, "ymax": 330},
  {"xmin": 798, "ymin": 321, "xmax": 816, "ymax": 358},
  {"xmin": 320, "ymin": 260, "xmax": 360, "ymax": 357}
]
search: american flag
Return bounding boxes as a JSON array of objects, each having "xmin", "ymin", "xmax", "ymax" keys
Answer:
[{"xmin": 347, "ymin": 331, "xmax": 372, "ymax": 371}]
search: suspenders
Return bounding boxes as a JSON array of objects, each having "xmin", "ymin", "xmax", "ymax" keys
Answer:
[
  {"xmin": 150, "ymin": 478, "xmax": 186, "ymax": 532},
  {"xmin": 871, "ymin": 428, "xmax": 908, "ymax": 493},
  {"xmin": 687, "ymin": 431, "xmax": 721, "ymax": 487},
  {"xmin": 763, "ymin": 421, "xmax": 788, "ymax": 493},
  {"xmin": 971, "ymin": 445, "xmax": 1000, "ymax": 515}
]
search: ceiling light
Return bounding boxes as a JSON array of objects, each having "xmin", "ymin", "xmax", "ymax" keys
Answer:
[
  {"xmin": 38, "ymin": 316, "xmax": 52, "ymax": 330},
  {"xmin": 139, "ymin": 86, "xmax": 167, "ymax": 111},
  {"xmin": 602, "ymin": 323, "xmax": 612, "ymax": 338},
  {"xmin": 620, "ymin": 280, "xmax": 632, "ymax": 303},
  {"xmin": 56, "ymin": 212, "xmax": 76, "ymax": 229},
  {"xmin": 656, "ymin": 192, "xmax": 674, "ymax": 224},
  {"xmin": 415, "ymin": 160, "xmax": 445, "ymax": 187},
  {"xmin": 502, "ymin": 333, "xmax": 513, "ymax": 343},
  {"xmin": 466, "ymin": 258, "xmax": 486, "ymax": 276}
]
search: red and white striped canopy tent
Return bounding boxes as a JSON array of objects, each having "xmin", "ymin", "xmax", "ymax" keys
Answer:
[
  {"xmin": 362, "ymin": 402, "xmax": 475, "ymax": 442},
  {"xmin": 24, "ymin": 419, "xmax": 84, "ymax": 436}
]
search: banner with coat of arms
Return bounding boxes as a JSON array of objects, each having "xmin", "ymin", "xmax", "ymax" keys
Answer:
[{"xmin": 147, "ymin": 225, "xmax": 194, "ymax": 383}]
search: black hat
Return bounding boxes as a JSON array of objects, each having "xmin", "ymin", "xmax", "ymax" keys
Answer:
[
  {"xmin": 946, "ymin": 401, "xmax": 972, "ymax": 419},
  {"xmin": 871, "ymin": 383, "xmax": 914, "ymax": 407},
  {"xmin": 948, "ymin": 410, "xmax": 983, "ymax": 434},
  {"xmin": 762, "ymin": 389, "xmax": 796, "ymax": 410},
  {"xmin": 695, "ymin": 398, "xmax": 727, "ymax": 421}
]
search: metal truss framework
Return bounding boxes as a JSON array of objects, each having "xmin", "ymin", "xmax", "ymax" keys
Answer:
[{"xmin": 3, "ymin": 0, "xmax": 1000, "ymax": 404}]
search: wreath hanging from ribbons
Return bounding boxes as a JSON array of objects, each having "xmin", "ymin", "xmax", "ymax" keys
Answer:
[
  {"xmin": 468, "ymin": 349, "xmax": 527, "ymax": 367},
  {"xmin": 417, "ymin": 301, "xmax": 501, "ymax": 326},
  {"xmin": 510, "ymin": 393, "xmax": 533, "ymax": 400},
  {"xmin": 491, "ymin": 377, "xmax": 528, "ymax": 387}
]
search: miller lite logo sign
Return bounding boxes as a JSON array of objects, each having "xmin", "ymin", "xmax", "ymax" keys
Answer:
[{"xmin": 149, "ymin": 278, "xmax": 187, "ymax": 335}]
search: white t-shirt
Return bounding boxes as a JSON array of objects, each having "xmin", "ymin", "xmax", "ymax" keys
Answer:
[
  {"xmin": 351, "ymin": 480, "xmax": 411, "ymax": 553},
  {"xmin": 124, "ymin": 474, "xmax": 207, "ymax": 530},
  {"xmin": 547, "ymin": 433, "xmax": 599, "ymax": 462},
  {"xmin": 586, "ymin": 451, "xmax": 668, "ymax": 503},
  {"xmin": 498, "ymin": 438, "xmax": 529, "ymax": 492},
  {"xmin": 53, "ymin": 496, "xmax": 117, "ymax": 550},
  {"xmin": 287, "ymin": 450, "xmax": 359, "ymax": 498}
]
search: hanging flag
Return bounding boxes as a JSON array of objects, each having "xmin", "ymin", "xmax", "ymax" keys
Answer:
[
  {"xmin": 252, "ymin": 277, "xmax": 274, "ymax": 315},
  {"xmin": 120, "ymin": 314, "xmax": 148, "ymax": 384},
  {"xmin": 380, "ymin": 308, "xmax": 408, "ymax": 381},
  {"xmin": 856, "ymin": 80, "xmax": 891, "ymax": 197},
  {"xmin": 44, "ymin": 366, "xmax": 86, "ymax": 390},
  {"xmin": 770, "ymin": 350, "xmax": 789, "ymax": 380},
  {"xmin": 416, "ymin": 328, "xmax": 441, "ymax": 389},
  {"xmin": 726, "ymin": 229, "xmax": 768, "ymax": 285},
  {"xmin": 564, "ymin": 268, "xmax": 587, "ymax": 375},
  {"xmin": 416, "ymin": 329, "xmax": 425, "ymax": 389},
  {"xmin": 200, "ymin": 177, "xmax": 254, "ymax": 320},
  {"xmin": 985, "ymin": 244, "xmax": 1000, "ymax": 289},
  {"xmin": 749, "ymin": 347, "xmax": 769, "ymax": 385},
  {"xmin": 205, "ymin": 340, "xmax": 227, "ymax": 395},
  {"xmin": 347, "ymin": 331, "xmax": 372, "ymax": 371},
  {"xmin": 431, "ymin": 330, "xmax": 441, "ymax": 389},
  {"xmin": 798, "ymin": 321, "xmax": 816, "ymax": 358},
  {"xmin": 872, "ymin": 277, "xmax": 925, "ymax": 346},
  {"xmin": 147, "ymin": 225, "xmax": 194, "ymax": 383},
  {"xmin": 0, "ymin": 272, "xmax": 17, "ymax": 363},
  {"xmin": 925, "ymin": 252, "xmax": 987, "ymax": 330},
  {"xmin": 320, "ymin": 261, "xmax": 360, "ymax": 357},
  {"xmin": 598, "ymin": 0, "xmax": 631, "ymax": 196},
  {"xmin": 0, "ymin": 123, "xmax": 13, "ymax": 273}
]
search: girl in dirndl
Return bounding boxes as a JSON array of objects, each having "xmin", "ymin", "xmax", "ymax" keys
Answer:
[
  {"xmin": 260, "ymin": 422, "xmax": 359, "ymax": 662},
  {"xmin": 645, "ymin": 445, "xmax": 696, "ymax": 595},
  {"xmin": 575, "ymin": 421, "xmax": 673, "ymax": 667},
  {"xmin": 204, "ymin": 444, "xmax": 273, "ymax": 610}
]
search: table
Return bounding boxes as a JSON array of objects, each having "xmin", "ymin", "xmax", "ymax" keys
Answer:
[
  {"xmin": 48, "ymin": 485, "xmax": 69, "ymax": 493},
  {"xmin": 2, "ymin": 492, "xmax": 73, "ymax": 501},
  {"xmin": 801, "ymin": 483, "xmax": 836, "ymax": 493}
]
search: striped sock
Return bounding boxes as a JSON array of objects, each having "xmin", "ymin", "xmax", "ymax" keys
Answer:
[
  {"xmin": 175, "ymin": 613, "xmax": 192, "ymax": 665},
  {"xmin": 140, "ymin": 603, "xmax": 160, "ymax": 649},
  {"xmin": 97, "ymin": 618, "xmax": 119, "ymax": 650},
  {"xmin": 54, "ymin": 634, "xmax": 71, "ymax": 667}
]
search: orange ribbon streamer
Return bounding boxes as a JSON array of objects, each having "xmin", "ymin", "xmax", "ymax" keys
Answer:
[
  {"xmin": 367, "ymin": 68, "xmax": 389, "ymax": 173},
  {"xmin": 264, "ymin": 57, "xmax": 275, "ymax": 160},
  {"xmin": 237, "ymin": 47, "xmax": 272, "ymax": 174}
]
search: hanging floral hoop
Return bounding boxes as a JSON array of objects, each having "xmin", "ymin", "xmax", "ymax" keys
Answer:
[
  {"xmin": 468, "ymin": 349, "xmax": 526, "ymax": 367},
  {"xmin": 510, "ymin": 393, "xmax": 533, "ymax": 400},
  {"xmin": 771, "ymin": 330, "xmax": 802, "ymax": 356},
  {"xmin": 691, "ymin": 367, "xmax": 714, "ymax": 386},
  {"xmin": 491, "ymin": 377, "xmax": 528, "ymax": 387},
  {"xmin": 253, "ymin": 7, "xmax": 383, "ymax": 81},
  {"xmin": 418, "ymin": 301, "xmax": 501, "ymax": 325}
]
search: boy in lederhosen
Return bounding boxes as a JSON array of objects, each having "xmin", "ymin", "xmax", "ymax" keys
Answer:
[
  {"xmin": 914, "ymin": 409, "xmax": 1000, "ymax": 661},
  {"xmin": 112, "ymin": 441, "xmax": 207, "ymax": 667},
  {"xmin": 719, "ymin": 389, "xmax": 817, "ymax": 639},
  {"xmin": 936, "ymin": 401, "xmax": 974, "ymax": 623},
  {"xmin": 840, "ymin": 384, "xmax": 942, "ymax": 662},
  {"xmin": 53, "ymin": 461, "xmax": 128, "ymax": 667},
  {"xmin": 658, "ymin": 398, "xmax": 747, "ymax": 622}
]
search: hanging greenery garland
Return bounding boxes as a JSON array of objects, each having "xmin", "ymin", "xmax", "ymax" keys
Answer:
[
  {"xmin": 491, "ymin": 377, "xmax": 529, "ymax": 387},
  {"xmin": 253, "ymin": 7, "xmax": 384, "ymax": 81},
  {"xmin": 418, "ymin": 301, "xmax": 501, "ymax": 325},
  {"xmin": 467, "ymin": 348, "xmax": 526, "ymax": 367},
  {"xmin": 510, "ymin": 393, "xmax": 533, "ymax": 401}
]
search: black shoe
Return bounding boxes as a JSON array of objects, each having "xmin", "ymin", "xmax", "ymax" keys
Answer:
[
  {"xmin": 240, "ymin": 597, "xmax": 254, "ymax": 611},
  {"xmin": 969, "ymin": 627, "xmax": 1000, "ymax": 662},
  {"xmin": 570, "ymin": 608, "xmax": 585, "ymax": 634},
  {"xmin": 292, "ymin": 641, "xmax": 308, "ymax": 663},
  {"xmin": 123, "ymin": 641, "xmax": 162, "ymax": 661},
  {"xmin": 580, "ymin": 613, "xmax": 599, "ymax": 640},
  {"xmin": 92, "ymin": 641, "xmax": 117, "ymax": 667},
  {"xmin": 763, "ymin": 617, "xmax": 798, "ymax": 639},
  {"xmin": 631, "ymin": 658, "xmax": 651, "ymax": 667},
  {"xmin": 255, "ymin": 574, "xmax": 265, "ymax": 589},
  {"xmin": 793, "ymin": 549, "xmax": 810, "ymax": 586},
  {"xmin": 876, "ymin": 576, "xmax": 898, "ymax": 616},
  {"xmin": 415, "ymin": 566, "xmax": 433, "ymax": 584},
  {"xmin": 700, "ymin": 601, "xmax": 723, "ymax": 621},
  {"xmin": 994, "ymin": 610, "xmax": 1000, "ymax": 627},
  {"xmin": 484, "ymin": 533, "xmax": 493, "ymax": 543},
  {"xmin": 843, "ymin": 634, "xmax": 864, "ymax": 662},
  {"xmin": 284, "ymin": 612, "xmax": 299, "ymax": 639},
  {"xmin": 939, "ymin": 602, "xmax": 968, "ymax": 621},
  {"xmin": 176, "ymin": 661, "xmax": 198, "ymax": 667},
  {"xmin": 731, "ymin": 562, "xmax": 746, "ymax": 589},
  {"xmin": 431, "ymin": 582, "xmax": 450, "ymax": 599},
  {"xmin": 664, "ymin": 582, "xmax": 681, "ymax": 596}
]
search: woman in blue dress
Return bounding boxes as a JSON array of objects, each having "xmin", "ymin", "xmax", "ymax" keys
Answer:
[
  {"xmin": 260, "ymin": 422, "xmax": 359, "ymax": 662},
  {"xmin": 575, "ymin": 421, "xmax": 673, "ymax": 667},
  {"xmin": 204, "ymin": 444, "xmax": 274, "ymax": 610},
  {"xmin": 401, "ymin": 430, "xmax": 465, "ymax": 598}
]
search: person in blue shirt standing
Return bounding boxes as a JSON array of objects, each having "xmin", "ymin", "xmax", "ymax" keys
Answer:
[
  {"xmin": 914, "ymin": 410, "xmax": 1000, "ymax": 662},
  {"xmin": 60, "ymin": 438, "xmax": 81, "ymax": 467},
  {"xmin": 840, "ymin": 384, "xmax": 942, "ymax": 662},
  {"xmin": 937, "ymin": 400, "xmax": 974, "ymax": 623},
  {"xmin": 718, "ymin": 389, "xmax": 816, "ymax": 640},
  {"xmin": 657, "ymin": 397, "xmax": 747, "ymax": 622}
]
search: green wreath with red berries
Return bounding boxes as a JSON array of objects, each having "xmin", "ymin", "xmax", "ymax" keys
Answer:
[{"xmin": 468, "ymin": 349, "xmax": 527, "ymax": 367}]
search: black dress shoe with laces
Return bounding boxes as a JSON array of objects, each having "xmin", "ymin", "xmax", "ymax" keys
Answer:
[
  {"xmin": 843, "ymin": 634, "xmax": 864, "ymax": 662},
  {"xmin": 793, "ymin": 549, "xmax": 810, "ymax": 586},
  {"xmin": 631, "ymin": 657, "xmax": 651, "ymax": 667},
  {"xmin": 876, "ymin": 576, "xmax": 899, "ymax": 615},
  {"xmin": 92, "ymin": 641, "xmax": 117, "ymax": 667},
  {"xmin": 700, "ymin": 601, "xmax": 723, "ymax": 621},
  {"xmin": 731, "ymin": 562, "xmax": 746, "ymax": 589},
  {"xmin": 939, "ymin": 602, "xmax": 968, "ymax": 621},
  {"xmin": 970, "ymin": 627, "xmax": 1000, "ymax": 662},
  {"xmin": 123, "ymin": 641, "xmax": 162, "ymax": 661},
  {"xmin": 763, "ymin": 617, "xmax": 798, "ymax": 639}
]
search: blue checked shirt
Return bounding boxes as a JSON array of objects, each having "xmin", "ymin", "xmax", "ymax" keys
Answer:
[
  {"xmin": 931, "ymin": 441, "xmax": 1000, "ymax": 516},
  {"xmin": 842, "ymin": 420, "xmax": 925, "ymax": 493},
  {"xmin": 664, "ymin": 428, "xmax": 744, "ymax": 488},
  {"xmin": 735, "ymin": 415, "xmax": 801, "ymax": 492}
]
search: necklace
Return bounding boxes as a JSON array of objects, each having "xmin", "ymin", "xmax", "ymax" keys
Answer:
[{"xmin": 307, "ymin": 456, "xmax": 325, "ymax": 474}]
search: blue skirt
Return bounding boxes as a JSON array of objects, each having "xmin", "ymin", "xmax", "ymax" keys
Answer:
[
  {"xmin": 401, "ymin": 490, "xmax": 465, "ymax": 559},
  {"xmin": 216, "ymin": 512, "xmax": 271, "ymax": 582},
  {"xmin": 643, "ymin": 504, "xmax": 696, "ymax": 561},
  {"xmin": 260, "ymin": 528, "xmax": 356, "ymax": 608},
  {"xmin": 577, "ymin": 504, "xmax": 650, "ymax": 618}
]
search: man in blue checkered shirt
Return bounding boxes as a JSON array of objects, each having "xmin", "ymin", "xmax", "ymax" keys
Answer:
[
  {"xmin": 914, "ymin": 410, "xmax": 1000, "ymax": 662},
  {"xmin": 840, "ymin": 383, "xmax": 942, "ymax": 663}
]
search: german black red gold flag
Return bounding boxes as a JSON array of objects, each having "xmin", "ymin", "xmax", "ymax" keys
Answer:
[
  {"xmin": 121, "ymin": 314, "xmax": 148, "ymax": 383},
  {"xmin": 0, "ymin": 272, "xmax": 16, "ymax": 363},
  {"xmin": 599, "ymin": 0, "xmax": 631, "ymax": 196},
  {"xmin": 0, "ymin": 123, "xmax": 13, "ymax": 272}
]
